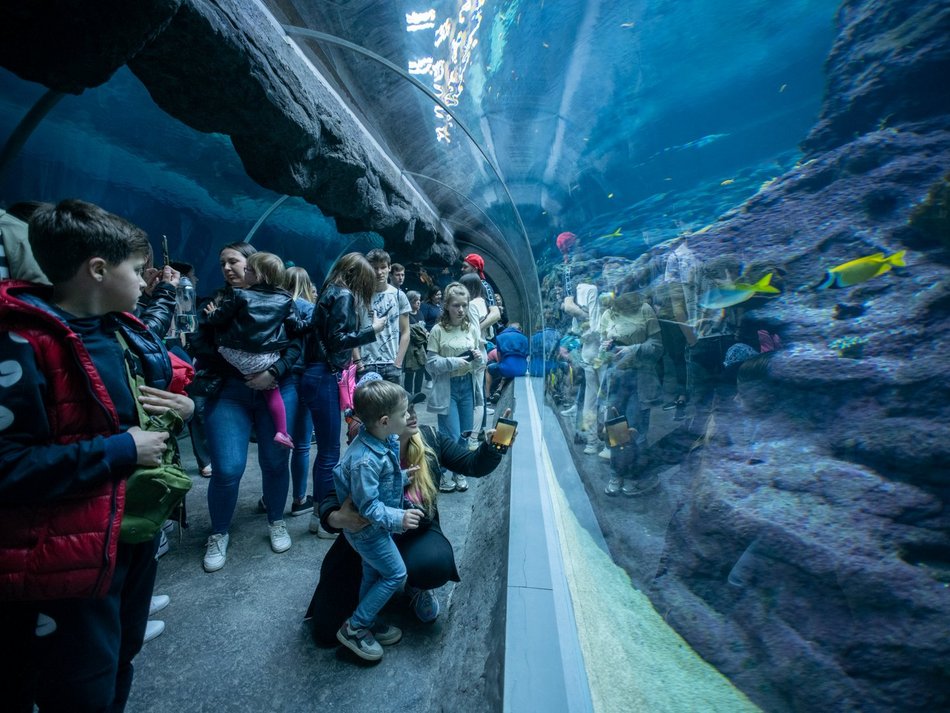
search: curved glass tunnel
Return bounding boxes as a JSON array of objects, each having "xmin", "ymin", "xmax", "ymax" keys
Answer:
[{"xmin": 1, "ymin": 0, "xmax": 947, "ymax": 711}]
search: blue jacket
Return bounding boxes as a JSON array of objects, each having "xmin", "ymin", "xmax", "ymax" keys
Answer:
[
  {"xmin": 332, "ymin": 428, "xmax": 407, "ymax": 534},
  {"xmin": 493, "ymin": 326, "xmax": 528, "ymax": 377}
]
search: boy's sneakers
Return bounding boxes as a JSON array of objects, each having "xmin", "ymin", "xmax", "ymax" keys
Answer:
[
  {"xmin": 290, "ymin": 495, "xmax": 314, "ymax": 516},
  {"xmin": 273, "ymin": 432, "xmax": 294, "ymax": 449},
  {"xmin": 337, "ymin": 620, "xmax": 383, "ymax": 661},
  {"xmin": 143, "ymin": 620, "xmax": 165, "ymax": 644},
  {"xmin": 309, "ymin": 513, "xmax": 338, "ymax": 539},
  {"xmin": 370, "ymin": 622, "xmax": 403, "ymax": 646},
  {"xmin": 149, "ymin": 595, "xmax": 170, "ymax": 616},
  {"xmin": 605, "ymin": 476, "xmax": 623, "ymax": 496},
  {"xmin": 439, "ymin": 472, "xmax": 456, "ymax": 493},
  {"xmin": 269, "ymin": 521, "xmax": 292, "ymax": 553},
  {"xmin": 453, "ymin": 473, "xmax": 469, "ymax": 492},
  {"xmin": 409, "ymin": 587, "xmax": 441, "ymax": 623},
  {"xmin": 203, "ymin": 533, "xmax": 229, "ymax": 572}
]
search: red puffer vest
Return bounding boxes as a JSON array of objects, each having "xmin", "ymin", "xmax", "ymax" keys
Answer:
[{"xmin": 0, "ymin": 281, "xmax": 180, "ymax": 601}]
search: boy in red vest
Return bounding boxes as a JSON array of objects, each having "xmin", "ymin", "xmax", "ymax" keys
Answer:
[{"xmin": 0, "ymin": 199, "xmax": 193, "ymax": 712}]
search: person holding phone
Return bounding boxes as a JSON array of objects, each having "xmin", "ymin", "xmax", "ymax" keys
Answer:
[
  {"xmin": 425, "ymin": 282, "xmax": 485, "ymax": 492},
  {"xmin": 305, "ymin": 397, "xmax": 513, "ymax": 645}
]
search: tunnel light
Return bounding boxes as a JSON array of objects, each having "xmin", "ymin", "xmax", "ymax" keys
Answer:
[{"xmin": 406, "ymin": 1, "xmax": 485, "ymax": 143}]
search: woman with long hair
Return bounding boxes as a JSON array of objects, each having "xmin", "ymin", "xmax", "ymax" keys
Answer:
[
  {"xmin": 282, "ymin": 265, "xmax": 319, "ymax": 516},
  {"xmin": 425, "ymin": 282, "xmax": 484, "ymax": 492},
  {"xmin": 300, "ymin": 253, "xmax": 385, "ymax": 536},
  {"xmin": 305, "ymin": 393, "xmax": 511, "ymax": 644},
  {"xmin": 192, "ymin": 241, "xmax": 303, "ymax": 571}
]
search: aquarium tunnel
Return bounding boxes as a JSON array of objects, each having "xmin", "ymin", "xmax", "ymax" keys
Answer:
[{"xmin": 1, "ymin": 0, "xmax": 948, "ymax": 711}]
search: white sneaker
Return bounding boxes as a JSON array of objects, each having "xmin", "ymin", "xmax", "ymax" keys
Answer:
[
  {"xmin": 605, "ymin": 476, "xmax": 623, "ymax": 496},
  {"xmin": 454, "ymin": 473, "xmax": 469, "ymax": 492},
  {"xmin": 583, "ymin": 443, "xmax": 599, "ymax": 455},
  {"xmin": 203, "ymin": 533, "xmax": 229, "ymax": 572},
  {"xmin": 560, "ymin": 404, "xmax": 577, "ymax": 416},
  {"xmin": 309, "ymin": 513, "xmax": 338, "ymax": 539},
  {"xmin": 269, "ymin": 520, "xmax": 292, "ymax": 553},
  {"xmin": 486, "ymin": 407, "xmax": 495, "ymax": 416},
  {"xmin": 149, "ymin": 595, "xmax": 170, "ymax": 616},
  {"xmin": 143, "ymin": 620, "xmax": 165, "ymax": 644},
  {"xmin": 598, "ymin": 447, "xmax": 611, "ymax": 459},
  {"xmin": 467, "ymin": 436, "xmax": 478, "ymax": 451},
  {"xmin": 439, "ymin": 472, "xmax": 456, "ymax": 492}
]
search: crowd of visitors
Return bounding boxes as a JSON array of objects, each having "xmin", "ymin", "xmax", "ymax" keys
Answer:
[{"xmin": 0, "ymin": 200, "xmax": 519, "ymax": 706}]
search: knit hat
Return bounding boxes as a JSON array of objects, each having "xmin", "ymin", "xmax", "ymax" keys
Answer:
[
  {"xmin": 463, "ymin": 253, "xmax": 485, "ymax": 279},
  {"xmin": 355, "ymin": 371, "xmax": 383, "ymax": 389}
]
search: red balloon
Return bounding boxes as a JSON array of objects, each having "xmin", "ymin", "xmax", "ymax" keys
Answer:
[{"xmin": 556, "ymin": 231, "xmax": 577, "ymax": 253}]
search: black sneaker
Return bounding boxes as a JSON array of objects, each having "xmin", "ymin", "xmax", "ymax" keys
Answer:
[
  {"xmin": 290, "ymin": 495, "xmax": 314, "ymax": 517},
  {"xmin": 337, "ymin": 620, "xmax": 383, "ymax": 661}
]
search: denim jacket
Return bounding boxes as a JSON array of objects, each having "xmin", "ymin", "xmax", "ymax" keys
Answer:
[{"xmin": 332, "ymin": 427, "xmax": 407, "ymax": 534}]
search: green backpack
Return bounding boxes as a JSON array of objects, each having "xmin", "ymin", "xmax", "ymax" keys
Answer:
[{"xmin": 116, "ymin": 333, "xmax": 193, "ymax": 544}]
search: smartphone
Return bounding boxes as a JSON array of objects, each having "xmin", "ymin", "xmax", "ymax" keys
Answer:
[
  {"xmin": 461, "ymin": 349, "xmax": 476, "ymax": 362},
  {"xmin": 161, "ymin": 234, "xmax": 170, "ymax": 266},
  {"xmin": 605, "ymin": 416, "xmax": 632, "ymax": 448},
  {"xmin": 490, "ymin": 417, "xmax": 517, "ymax": 453}
]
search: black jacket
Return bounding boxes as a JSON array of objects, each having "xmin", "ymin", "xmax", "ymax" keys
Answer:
[
  {"xmin": 136, "ymin": 282, "xmax": 177, "ymax": 338},
  {"xmin": 206, "ymin": 284, "xmax": 296, "ymax": 353},
  {"xmin": 303, "ymin": 283, "xmax": 377, "ymax": 370}
]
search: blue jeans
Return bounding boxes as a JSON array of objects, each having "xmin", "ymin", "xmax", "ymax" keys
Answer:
[
  {"xmin": 437, "ymin": 375, "xmax": 474, "ymax": 447},
  {"xmin": 300, "ymin": 362, "xmax": 342, "ymax": 503},
  {"xmin": 204, "ymin": 377, "xmax": 293, "ymax": 531},
  {"xmin": 288, "ymin": 374, "xmax": 314, "ymax": 501},
  {"xmin": 344, "ymin": 528, "xmax": 407, "ymax": 630}
]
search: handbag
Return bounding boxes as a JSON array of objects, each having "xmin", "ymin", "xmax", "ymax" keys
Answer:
[
  {"xmin": 187, "ymin": 368, "xmax": 224, "ymax": 398},
  {"xmin": 337, "ymin": 363, "xmax": 357, "ymax": 412},
  {"xmin": 116, "ymin": 334, "xmax": 193, "ymax": 544}
]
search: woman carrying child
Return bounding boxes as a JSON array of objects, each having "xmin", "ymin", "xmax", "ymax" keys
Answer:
[
  {"xmin": 426, "ymin": 282, "xmax": 484, "ymax": 493},
  {"xmin": 332, "ymin": 378, "xmax": 423, "ymax": 661},
  {"xmin": 204, "ymin": 251, "xmax": 297, "ymax": 449},
  {"xmin": 192, "ymin": 243, "xmax": 302, "ymax": 571}
]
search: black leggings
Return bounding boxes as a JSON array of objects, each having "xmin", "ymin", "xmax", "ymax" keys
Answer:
[{"xmin": 306, "ymin": 525, "xmax": 459, "ymax": 646}]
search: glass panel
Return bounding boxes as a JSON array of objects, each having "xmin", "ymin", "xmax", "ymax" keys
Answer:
[{"xmin": 0, "ymin": 65, "xmax": 366, "ymax": 289}]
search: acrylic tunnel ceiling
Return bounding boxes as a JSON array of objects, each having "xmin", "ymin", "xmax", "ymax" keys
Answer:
[
  {"xmin": 262, "ymin": 0, "xmax": 837, "ymax": 259},
  {"xmin": 0, "ymin": 0, "xmax": 837, "ymax": 287}
]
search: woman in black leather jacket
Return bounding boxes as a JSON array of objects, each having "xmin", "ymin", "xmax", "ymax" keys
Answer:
[
  {"xmin": 189, "ymin": 242, "xmax": 304, "ymax": 573},
  {"xmin": 304, "ymin": 399, "xmax": 511, "ymax": 645},
  {"xmin": 299, "ymin": 252, "xmax": 385, "ymax": 537}
]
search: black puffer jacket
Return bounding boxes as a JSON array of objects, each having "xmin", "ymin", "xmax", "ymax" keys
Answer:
[
  {"xmin": 303, "ymin": 283, "xmax": 377, "ymax": 371},
  {"xmin": 206, "ymin": 284, "xmax": 296, "ymax": 353}
]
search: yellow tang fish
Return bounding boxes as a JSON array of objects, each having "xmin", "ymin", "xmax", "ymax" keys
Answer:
[
  {"xmin": 818, "ymin": 250, "xmax": 906, "ymax": 289},
  {"xmin": 720, "ymin": 178, "xmax": 735, "ymax": 186},
  {"xmin": 700, "ymin": 273, "xmax": 780, "ymax": 310}
]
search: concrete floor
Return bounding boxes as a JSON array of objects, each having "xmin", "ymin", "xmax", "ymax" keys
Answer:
[{"xmin": 127, "ymin": 402, "xmax": 509, "ymax": 713}]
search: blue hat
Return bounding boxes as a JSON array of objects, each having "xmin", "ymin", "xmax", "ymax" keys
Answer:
[{"xmin": 723, "ymin": 343, "xmax": 758, "ymax": 369}]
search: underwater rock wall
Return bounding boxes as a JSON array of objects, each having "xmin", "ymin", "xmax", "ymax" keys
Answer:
[
  {"xmin": 0, "ymin": 0, "xmax": 455, "ymax": 260},
  {"xmin": 647, "ymin": 0, "xmax": 950, "ymax": 710}
]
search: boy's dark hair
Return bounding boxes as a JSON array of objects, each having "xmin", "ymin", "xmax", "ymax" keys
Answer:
[
  {"xmin": 365, "ymin": 248, "xmax": 391, "ymax": 267},
  {"xmin": 353, "ymin": 380, "xmax": 406, "ymax": 424},
  {"xmin": 5, "ymin": 200, "xmax": 50, "ymax": 223},
  {"xmin": 391, "ymin": 263, "xmax": 405, "ymax": 273},
  {"xmin": 28, "ymin": 199, "xmax": 149, "ymax": 283}
]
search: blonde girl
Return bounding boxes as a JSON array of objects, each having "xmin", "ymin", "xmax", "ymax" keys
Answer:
[{"xmin": 425, "ymin": 282, "xmax": 483, "ymax": 492}]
